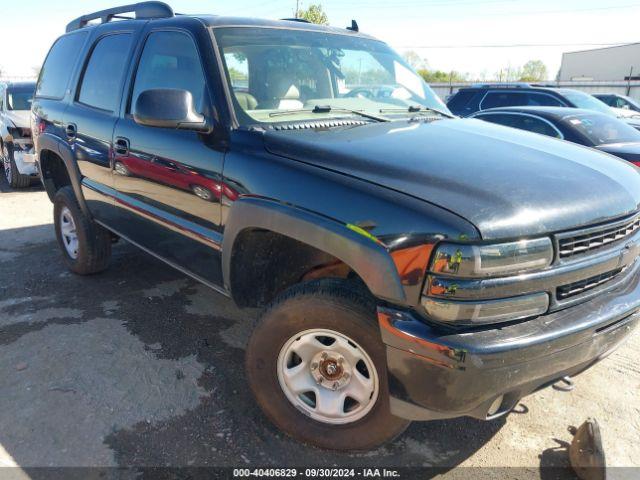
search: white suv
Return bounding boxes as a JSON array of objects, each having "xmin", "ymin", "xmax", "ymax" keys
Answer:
[{"xmin": 1, "ymin": 82, "xmax": 37, "ymax": 188}]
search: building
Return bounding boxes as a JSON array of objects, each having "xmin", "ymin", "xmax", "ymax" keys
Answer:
[{"xmin": 559, "ymin": 43, "xmax": 640, "ymax": 81}]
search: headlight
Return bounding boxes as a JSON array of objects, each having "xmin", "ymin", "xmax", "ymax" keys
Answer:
[
  {"xmin": 430, "ymin": 238, "xmax": 553, "ymax": 278},
  {"xmin": 423, "ymin": 238, "xmax": 554, "ymax": 325}
]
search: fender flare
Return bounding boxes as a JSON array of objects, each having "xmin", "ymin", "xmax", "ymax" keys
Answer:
[
  {"xmin": 222, "ymin": 197, "xmax": 407, "ymax": 305},
  {"xmin": 37, "ymin": 133, "xmax": 91, "ymax": 217}
]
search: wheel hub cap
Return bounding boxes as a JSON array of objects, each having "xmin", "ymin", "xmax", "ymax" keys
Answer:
[
  {"xmin": 277, "ymin": 328, "xmax": 379, "ymax": 425},
  {"xmin": 59, "ymin": 207, "xmax": 79, "ymax": 259}
]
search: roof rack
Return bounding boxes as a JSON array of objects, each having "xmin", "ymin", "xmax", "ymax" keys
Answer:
[
  {"xmin": 280, "ymin": 18, "xmax": 311, "ymax": 23},
  {"xmin": 471, "ymin": 82, "xmax": 531, "ymax": 89},
  {"xmin": 66, "ymin": 1, "xmax": 174, "ymax": 33}
]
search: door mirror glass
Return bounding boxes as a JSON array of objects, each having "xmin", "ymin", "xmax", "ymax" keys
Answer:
[{"xmin": 133, "ymin": 88, "xmax": 209, "ymax": 132}]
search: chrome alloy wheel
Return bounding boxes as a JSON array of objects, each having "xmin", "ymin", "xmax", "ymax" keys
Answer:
[
  {"xmin": 192, "ymin": 185, "xmax": 212, "ymax": 200},
  {"xmin": 277, "ymin": 328, "xmax": 379, "ymax": 425},
  {"xmin": 2, "ymin": 144, "xmax": 12, "ymax": 183},
  {"xmin": 59, "ymin": 206, "xmax": 79, "ymax": 259}
]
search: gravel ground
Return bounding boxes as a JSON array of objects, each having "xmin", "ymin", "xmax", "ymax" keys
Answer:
[{"xmin": 0, "ymin": 176, "xmax": 639, "ymax": 479}]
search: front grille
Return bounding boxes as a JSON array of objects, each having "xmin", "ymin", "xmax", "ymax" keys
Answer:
[
  {"xmin": 559, "ymin": 214, "xmax": 640, "ymax": 258},
  {"xmin": 557, "ymin": 267, "xmax": 624, "ymax": 300}
]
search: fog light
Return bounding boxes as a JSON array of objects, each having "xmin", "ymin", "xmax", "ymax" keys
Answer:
[{"xmin": 487, "ymin": 395, "xmax": 504, "ymax": 417}]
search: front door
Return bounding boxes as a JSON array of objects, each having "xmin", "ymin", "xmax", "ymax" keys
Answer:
[{"xmin": 111, "ymin": 30, "xmax": 226, "ymax": 287}]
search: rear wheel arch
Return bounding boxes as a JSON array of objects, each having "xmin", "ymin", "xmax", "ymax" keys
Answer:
[
  {"xmin": 222, "ymin": 198, "xmax": 407, "ymax": 308},
  {"xmin": 37, "ymin": 135, "xmax": 90, "ymax": 216}
]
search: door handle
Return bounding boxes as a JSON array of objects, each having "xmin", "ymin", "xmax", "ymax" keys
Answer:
[
  {"xmin": 65, "ymin": 123, "xmax": 77, "ymax": 139},
  {"xmin": 114, "ymin": 137, "xmax": 130, "ymax": 156}
]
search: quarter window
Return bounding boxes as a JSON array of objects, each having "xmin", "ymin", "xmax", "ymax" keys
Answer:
[
  {"xmin": 78, "ymin": 34, "xmax": 133, "ymax": 112},
  {"xmin": 130, "ymin": 31, "xmax": 207, "ymax": 114},
  {"xmin": 36, "ymin": 32, "xmax": 88, "ymax": 99}
]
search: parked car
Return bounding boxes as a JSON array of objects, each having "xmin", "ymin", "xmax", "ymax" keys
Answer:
[
  {"xmin": 0, "ymin": 81, "xmax": 37, "ymax": 188},
  {"xmin": 471, "ymin": 106, "xmax": 640, "ymax": 165},
  {"xmin": 593, "ymin": 93, "xmax": 640, "ymax": 117},
  {"xmin": 33, "ymin": 2, "xmax": 640, "ymax": 450},
  {"xmin": 447, "ymin": 83, "xmax": 640, "ymax": 130}
]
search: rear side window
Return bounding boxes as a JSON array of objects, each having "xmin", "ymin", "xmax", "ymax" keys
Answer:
[
  {"xmin": 481, "ymin": 91, "xmax": 564, "ymax": 110},
  {"xmin": 479, "ymin": 113, "xmax": 562, "ymax": 138},
  {"xmin": 36, "ymin": 32, "xmax": 88, "ymax": 99},
  {"xmin": 130, "ymin": 31, "xmax": 206, "ymax": 113},
  {"xmin": 78, "ymin": 34, "xmax": 133, "ymax": 112}
]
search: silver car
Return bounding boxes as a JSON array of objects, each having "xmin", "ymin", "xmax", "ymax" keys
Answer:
[{"xmin": 1, "ymin": 81, "xmax": 37, "ymax": 188}]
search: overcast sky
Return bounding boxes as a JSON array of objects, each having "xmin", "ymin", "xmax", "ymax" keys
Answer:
[{"xmin": 1, "ymin": 0, "xmax": 639, "ymax": 79}]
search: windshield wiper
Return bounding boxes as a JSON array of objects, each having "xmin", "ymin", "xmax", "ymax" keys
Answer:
[
  {"xmin": 379, "ymin": 105, "xmax": 456, "ymax": 119},
  {"xmin": 269, "ymin": 105, "xmax": 389, "ymax": 122}
]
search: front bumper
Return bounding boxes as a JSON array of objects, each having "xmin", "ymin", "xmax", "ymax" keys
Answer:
[
  {"xmin": 12, "ymin": 140, "xmax": 38, "ymax": 176},
  {"xmin": 379, "ymin": 264, "xmax": 640, "ymax": 421}
]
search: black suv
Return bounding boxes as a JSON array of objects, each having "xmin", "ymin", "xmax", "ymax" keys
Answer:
[
  {"xmin": 447, "ymin": 83, "xmax": 619, "ymax": 117},
  {"xmin": 32, "ymin": 2, "xmax": 640, "ymax": 450}
]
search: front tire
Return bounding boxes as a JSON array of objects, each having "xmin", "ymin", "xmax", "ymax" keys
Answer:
[
  {"xmin": 2, "ymin": 142, "xmax": 31, "ymax": 188},
  {"xmin": 53, "ymin": 186, "xmax": 112, "ymax": 275},
  {"xmin": 246, "ymin": 279, "xmax": 410, "ymax": 450}
]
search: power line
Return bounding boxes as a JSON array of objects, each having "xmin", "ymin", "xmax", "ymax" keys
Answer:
[{"xmin": 395, "ymin": 42, "xmax": 638, "ymax": 49}]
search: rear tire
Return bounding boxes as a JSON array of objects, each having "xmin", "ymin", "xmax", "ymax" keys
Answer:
[
  {"xmin": 53, "ymin": 186, "xmax": 111, "ymax": 275},
  {"xmin": 2, "ymin": 142, "xmax": 31, "ymax": 188},
  {"xmin": 246, "ymin": 279, "xmax": 410, "ymax": 450}
]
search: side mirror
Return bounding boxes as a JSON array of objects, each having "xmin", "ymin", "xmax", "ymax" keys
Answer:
[{"xmin": 133, "ymin": 88, "xmax": 210, "ymax": 132}]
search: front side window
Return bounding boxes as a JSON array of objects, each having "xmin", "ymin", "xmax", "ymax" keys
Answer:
[
  {"xmin": 78, "ymin": 34, "xmax": 133, "ymax": 112},
  {"xmin": 37, "ymin": 32, "xmax": 88, "ymax": 99},
  {"xmin": 563, "ymin": 113, "xmax": 640, "ymax": 145},
  {"xmin": 213, "ymin": 27, "xmax": 449, "ymax": 125},
  {"xmin": 7, "ymin": 87, "xmax": 36, "ymax": 111},
  {"xmin": 130, "ymin": 31, "xmax": 207, "ymax": 114}
]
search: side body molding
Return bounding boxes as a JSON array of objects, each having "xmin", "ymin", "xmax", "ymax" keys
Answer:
[
  {"xmin": 222, "ymin": 197, "xmax": 407, "ymax": 305},
  {"xmin": 37, "ymin": 132, "xmax": 91, "ymax": 217}
]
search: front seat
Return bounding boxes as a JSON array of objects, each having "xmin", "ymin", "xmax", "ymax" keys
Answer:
[
  {"xmin": 259, "ymin": 73, "xmax": 304, "ymax": 110},
  {"xmin": 235, "ymin": 91, "xmax": 258, "ymax": 110}
]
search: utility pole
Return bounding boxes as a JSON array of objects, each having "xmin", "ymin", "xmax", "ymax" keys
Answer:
[{"xmin": 295, "ymin": 0, "xmax": 301, "ymax": 18}]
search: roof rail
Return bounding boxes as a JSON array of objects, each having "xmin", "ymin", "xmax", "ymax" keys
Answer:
[
  {"xmin": 66, "ymin": 1, "xmax": 174, "ymax": 33},
  {"xmin": 280, "ymin": 17, "xmax": 311, "ymax": 23},
  {"xmin": 471, "ymin": 82, "xmax": 531, "ymax": 89}
]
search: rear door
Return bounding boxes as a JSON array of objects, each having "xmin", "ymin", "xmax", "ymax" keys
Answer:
[
  {"xmin": 62, "ymin": 26, "xmax": 137, "ymax": 222},
  {"xmin": 111, "ymin": 28, "xmax": 226, "ymax": 287}
]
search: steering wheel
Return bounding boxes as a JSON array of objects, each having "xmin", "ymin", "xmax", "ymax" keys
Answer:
[{"xmin": 345, "ymin": 88, "xmax": 374, "ymax": 99}]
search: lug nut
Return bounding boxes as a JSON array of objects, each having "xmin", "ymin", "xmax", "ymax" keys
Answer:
[
  {"xmin": 311, "ymin": 362, "xmax": 318, "ymax": 370},
  {"xmin": 332, "ymin": 382, "xmax": 339, "ymax": 391},
  {"xmin": 338, "ymin": 357, "xmax": 345, "ymax": 364},
  {"xmin": 321, "ymin": 352, "xmax": 328, "ymax": 360}
]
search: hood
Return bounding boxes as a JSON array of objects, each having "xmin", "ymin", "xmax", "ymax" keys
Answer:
[
  {"xmin": 596, "ymin": 142, "xmax": 640, "ymax": 163},
  {"xmin": 264, "ymin": 118, "xmax": 640, "ymax": 240},
  {"xmin": 4, "ymin": 110, "xmax": 31, "ymax": 129}
]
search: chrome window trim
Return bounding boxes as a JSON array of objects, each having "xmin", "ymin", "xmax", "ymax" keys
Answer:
[{"xmin": 472, "ymin": 111, "xmax": 565, "ymax": 139}]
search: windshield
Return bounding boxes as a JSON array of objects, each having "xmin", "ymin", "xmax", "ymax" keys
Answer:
[
  {"xmin": 7, "ymin": 88, "xmax": 35, "ymax": 111},
  {"xmin": 213, "ymin": 27, "xmax": 450, "ymax": 125},
  {"xmin": 562, "ymin": 90, "xmax": 614, "ymax": 116},
  {"xmin": 564, "ymin": 113, "xmax": 640, "ymax": 145}
]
